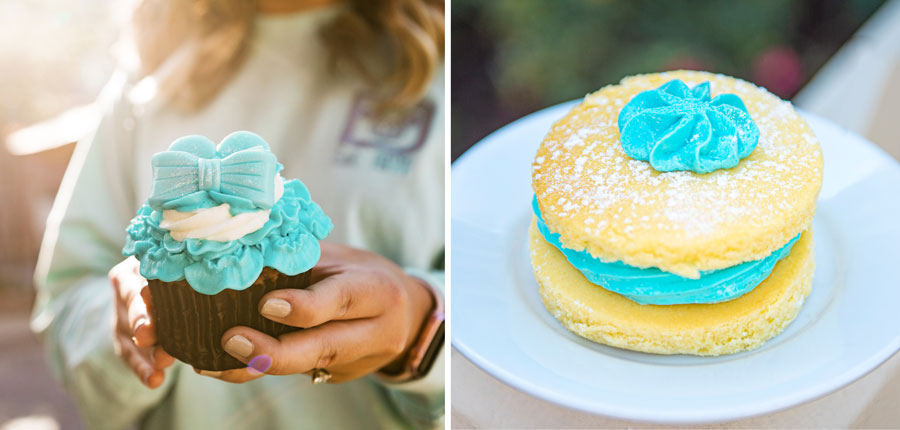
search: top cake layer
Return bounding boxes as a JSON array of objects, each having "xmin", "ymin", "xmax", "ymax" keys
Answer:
[{"xmin": 531, "ymin": 70, "xmax": 823, "ymax": 278}]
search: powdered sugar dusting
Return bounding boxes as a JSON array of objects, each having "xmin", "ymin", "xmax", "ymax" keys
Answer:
[{"xmin": 531, "ymin": 71, "xmax": 822, "ymax": 244}]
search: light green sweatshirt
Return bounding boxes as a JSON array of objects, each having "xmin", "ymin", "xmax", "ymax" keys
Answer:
[{"xmin": 31, "ymin": 7, "xmax": 444, "ymax": 429}]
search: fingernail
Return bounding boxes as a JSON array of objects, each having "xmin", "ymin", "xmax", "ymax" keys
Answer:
[
  {"xmin": 248, "ymin": 354, "xmax": 272, "ymax": 375},
  {"xmin": 224, "ymin": 335, "xmax": 253, "ymax": 358},
  {"xmin": 260, "ymin": 298, "xmax": 291, "ymax": 318},
  {"xmin": 198, "ymin": 370, "xmax": 222, "ymax": 378},
  {"xmin": 133, "ymin": 317, "xmax": 148, "ymax": 333},
  {"xmin": 141, "ymin": 368, "xmax": 153, "ymax": 384}
]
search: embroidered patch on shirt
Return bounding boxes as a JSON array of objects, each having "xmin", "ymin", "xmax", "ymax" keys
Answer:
[{"xmin": 334, "ymin": 93, "xmax": 435, "ymax": 174}]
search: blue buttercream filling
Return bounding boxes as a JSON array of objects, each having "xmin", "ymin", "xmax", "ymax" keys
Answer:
[
  {"xmin": 533, "ymin": 197, "xmax": 799, "ymax": 305},
  {"xmin": 123, "ymin": 179, "xmax": 333, "ymax": 295}
]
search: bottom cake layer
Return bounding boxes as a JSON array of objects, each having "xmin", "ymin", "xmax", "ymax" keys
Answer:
[{"xmin": 529, "ymin": 218, "xmax": 814, "ymax": 356}]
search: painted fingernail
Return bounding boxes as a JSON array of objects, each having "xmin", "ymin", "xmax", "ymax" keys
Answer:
[
  {"xmin": 198, "ymin": 370, "xmax": 222, "ymax": 378},
  {"xmin": 224, "ymin": 335, "xmax": 253, "ymax": 358},
  {"xmin": 248, "ymin": 354, "xmax": 272, "ymax": 375},
  {"xmin": 260, "ymin": 298, "xmax": 291, "ymax": 318}
]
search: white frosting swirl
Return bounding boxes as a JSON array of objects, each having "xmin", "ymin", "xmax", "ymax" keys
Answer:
[{"xmin": 161, "ymin": 175, "xmax": 285, "ymax": 242}]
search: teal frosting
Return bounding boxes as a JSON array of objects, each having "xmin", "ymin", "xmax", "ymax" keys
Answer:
[
  {"xmin": 617, "ymin": 79, "xmax": 760, "ymax": 173},
  {"xmin": 122, "ymin": 132, "xmax": 333, "ymax": 295},
  {"xmin": 533, "ymin": 197, "xmax": 799, "ymax": 305}
]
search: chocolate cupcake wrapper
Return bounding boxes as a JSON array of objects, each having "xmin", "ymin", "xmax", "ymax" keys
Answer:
[{"xmin": 149, "ymin": 268, "xmax": 309, "ymax": 371}]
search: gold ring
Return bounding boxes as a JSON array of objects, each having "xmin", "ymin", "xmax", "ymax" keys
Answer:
[{"xmin": 311, "ymin": 368, "xmax": 332, "ymax": 384}]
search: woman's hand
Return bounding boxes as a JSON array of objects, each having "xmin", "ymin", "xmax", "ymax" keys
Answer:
[
  {"xmin": 109, "ymin": 256, "xmax": 175, "ymax": 388},
  {"xmin": 200, "ymin": 243, "xmax": 434, "ymax": 383}
]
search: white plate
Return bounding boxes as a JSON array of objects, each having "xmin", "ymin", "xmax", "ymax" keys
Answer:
[{"xmin": 450, "ymin": 101, "xmax": 900, "ymax": 424}]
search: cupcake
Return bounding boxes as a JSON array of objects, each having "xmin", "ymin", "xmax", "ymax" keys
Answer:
[
  {"xmin": 530, "ymin": 71, "xmax": 822, "ymax": 355},
  {"xmin": 123, "ymin": 131, "xmax": 333, "ymax": 370}
]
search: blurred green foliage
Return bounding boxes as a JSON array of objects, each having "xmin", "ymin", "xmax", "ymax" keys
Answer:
[
  {"xmin": 452, "ymin": 0, "xmax": 886, "ymax": 159},
  {"xmin": 470, "ymin": 0, "xmax": 790, "ymax": 100}
]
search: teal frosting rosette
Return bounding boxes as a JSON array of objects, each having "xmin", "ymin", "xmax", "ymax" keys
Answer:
[
  {"xmin": 617, "ymin": 79, "xmax": 760, "ymax": 173},
  {"xmin": 122, "ymin": 131, "xmax": 333, "ymax": 294}
]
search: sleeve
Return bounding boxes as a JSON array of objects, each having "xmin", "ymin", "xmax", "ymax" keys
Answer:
[
  {"xmin": 30, "ymin": 71, "xmax": 175, "ymax": 429},
  {"xmin": 373, "ymin": 69, "xmax": 446, "ymax": 429},
  {"xmin": 384, "ymin": 267, "xmax": 445, "ymax": 429}
]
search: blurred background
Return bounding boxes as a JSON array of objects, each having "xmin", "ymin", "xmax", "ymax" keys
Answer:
[
  {"xmin": 0, "ymin": 1, "xmax": 122, "ymax": 290},
  {"xmin": 0, "ymin": 2, "xmax": 125, "ymax": 429},
  {"xmin": 451, "ymin": 0, "xmax": 890, "ymax": 160}
]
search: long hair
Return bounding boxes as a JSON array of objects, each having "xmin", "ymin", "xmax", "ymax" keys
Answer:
[{"xmin": 131, "ymin": 0, "xmax": 444, "ymax": 112}]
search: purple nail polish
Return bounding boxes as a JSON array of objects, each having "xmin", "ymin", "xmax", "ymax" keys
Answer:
[{"xmin": 248, "ymin": 354, "xmax": 272, "ymax": 375}]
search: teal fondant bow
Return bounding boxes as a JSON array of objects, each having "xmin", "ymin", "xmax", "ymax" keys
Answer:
[{"xmin": 148, "ymin": 131, "xmax": 277, "ymax": 211}]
